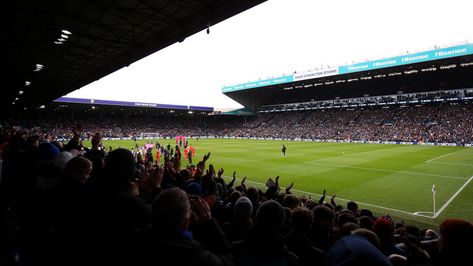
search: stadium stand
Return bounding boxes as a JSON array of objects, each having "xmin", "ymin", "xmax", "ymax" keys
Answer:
[
  {"xmin": 1, "ymin": 88, "xmax": 473, "ymax": 264},
  {"xmin": 4, "ymin": 90, "xmax": 473, "ymax": 144},
  {"xmin": 3, "ymin": 3, "xmax": 473, "ymax": 266}
]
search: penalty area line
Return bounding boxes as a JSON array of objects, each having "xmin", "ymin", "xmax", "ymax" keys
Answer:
[
  {"xmin": 425, "ymin": 149, "xmax": 473, "ymax": 163},
  {"xmin": 302, "ymin": 161, "xmax": 466, "ymax": 180},
  {"xmin": 427, "ymin": 162, "xmax": 472, "ymax": 167},
  {"xmin": 426, "ymin": 153, "xmax": 454, "ymax": 163}
]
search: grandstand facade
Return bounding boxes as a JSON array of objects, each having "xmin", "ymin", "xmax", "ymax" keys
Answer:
[
  {"xmin": 222, "ymin": 43, "xmax": 473, "ymax": 111},
  {"xmin": 6, "ymin": 44, "xmax": 472, "ymax": 146}
]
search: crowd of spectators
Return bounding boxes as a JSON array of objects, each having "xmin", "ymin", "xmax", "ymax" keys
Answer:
[
  {"xmin": 259, "ymin": 89, "xmax": 472, "ymax": 112},
  {"xmin": 5, "ymin": 102, "xmax": 473, "ymax": 144},
  {"xmin": 249, "ymin": 103, "xmax": 473, "ymax": 143},
  {"xmin": 0, "ymin": 127, "xmax": 472, "ymax": 265}
]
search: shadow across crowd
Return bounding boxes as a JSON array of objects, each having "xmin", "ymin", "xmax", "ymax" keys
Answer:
[{"xmin": 1, "ymin": 129, "xmax": 472, "ymax": 266}]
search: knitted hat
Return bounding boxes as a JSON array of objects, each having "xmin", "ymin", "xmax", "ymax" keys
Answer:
[
  {"xmin": 186, "ymin": 182, "xmax": 202, "ymax": 196},
  {"xmin": 439, "ymin": 218, "xmax": 473, "ymax": 250},
  {"xmin": 234, "ymin": 197, "xmax": 253, "ymax": 220},
  {"xmin": 373, "ymin": 217, "xmax": 394, "ymax": 237},
  {"xmin": 255, "ymin": 200, "xmax": 285, "ymax": 234}
]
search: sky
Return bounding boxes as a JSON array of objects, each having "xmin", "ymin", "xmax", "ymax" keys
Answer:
[{"xmin": 65, "ymin": 0, "xmax": 473, "ymax": 110}]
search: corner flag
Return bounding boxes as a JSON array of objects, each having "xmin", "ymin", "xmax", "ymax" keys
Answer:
[{"xmin": 432, "ymin": 184, "xmax": 436, "ymax": 218}]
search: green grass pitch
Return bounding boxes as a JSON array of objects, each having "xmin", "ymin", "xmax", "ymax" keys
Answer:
[{"xmin": 95, "ymin": 138, "xmax": 473, "ymax": 228}]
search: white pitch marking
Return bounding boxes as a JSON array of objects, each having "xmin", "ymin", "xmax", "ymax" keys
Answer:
[
  {"xmin": 228, "ymin": 177, "xmax": 426, "ymax": 218},
  {"xmin": 413, "ymin": 211, "xmax": 435, "ymax": 218},
  {"xmin": 434, "ymin": 175, "xmax": 473, "ymax": 218},
  {"xmin": 304, "ymin": 161, "xmax": 466, "ymax": 180},
  {"xmin": 425, "ymin": 149, "xmax": 471, "ymax": 163},
  {"xmin": 427, "ymin": 162, "xmax": 472, "ymax": 167}
]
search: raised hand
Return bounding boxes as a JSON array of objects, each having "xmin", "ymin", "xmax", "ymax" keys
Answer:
[
  {"xmin": 330, "ymin": 194, "xmax": 337, "ymax": 208},
  {"xmin": 266, "ymin": 178, "xmax": 275, "ymax": 188},
  {"xmin": 226, "ymin": 171, "xmax": 236, "ymax": 188},
  {"xmin": 190, "ymin": 197, "xmax": 212, "ymax": 225},
  {"xmin": 173, "ymin": 156, "xmax": 181, "ymax": 172},
  {"xmin": 240, "ymin": 176, "xmax": 247, "ymax": 193},
  {"xmin": 148, "ymin": 165, "xmax": 164, "ymax": 189},
  {"xmin": 165, "ymin": 161, "xmax": 176, "ymax": 176},
  {"xmin": 319, "ymin": 189, "xmax": 327, "ymax": 204},
  {"xmin": 203, "ymin": 152, "xmax": 211, "ymax": 162},
  {"xmin": 175, "ymin": 146, "xmax": 181, "ymax": 160},
  {"xmin": 217, "ymin": 168, "xmax": 224, "ymax": 179},
  {"xmin": 195, "ymin": 152, "xmax": 210, "ymax": 177},
  {"xmin": 285, "ymin": 182, "xmax": 294, "ymax": 193},
  {"xmin": 208, "ymin": 164, "xmax": 216, "ymax": 178},
  {"xmin": 71, "ymin": 126, "xmax": 82, "ymax": 142},
  {"xmin": 195, "ymin": 160, "xmax": 205, "ymax": 178}
]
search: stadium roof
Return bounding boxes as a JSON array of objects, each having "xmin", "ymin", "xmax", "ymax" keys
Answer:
[
  {"xmin": 54, "ymin": 97, "xmax": 213, "ymax": 112},
  {"xmin": 0, "ymin": 0, "xmax": 266, "ymax": 116}
]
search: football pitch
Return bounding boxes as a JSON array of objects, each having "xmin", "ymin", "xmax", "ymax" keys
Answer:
[{"xmin": 98, "ymin": 138, "xmax": 473, "ymax": 228}]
